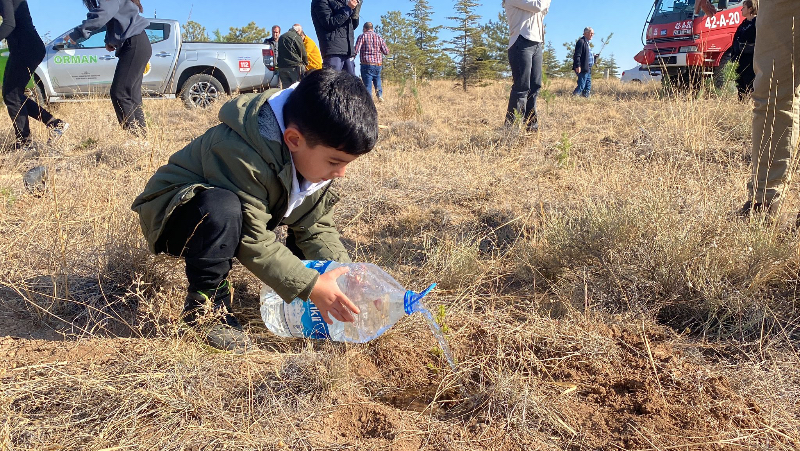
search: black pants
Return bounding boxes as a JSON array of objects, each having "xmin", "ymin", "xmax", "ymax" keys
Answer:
[
  {"xmin": 156, "ymin": 188, "xmax": 307, "ymax": 292},
  {"xmin": 506, "ymin": 36, "xmax": 543, "ymax": 128},
  {"xmin": 111, "ymin": 31, "xmax": 151, "ymax": 135},
  {"xmin": 3, "ymin": 22, "xmax": 55, "ymax": 144},
  {"xmin": 156, "ymin": 189, "xmax": 243, "ymax": 292},
  {"xmin": 735, "ymin": 53, "xmax": 755, "ymax": 101}
]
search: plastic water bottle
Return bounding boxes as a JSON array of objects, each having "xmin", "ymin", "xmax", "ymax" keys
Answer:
[{"xmin": 260, "ymin": 260, "xmax": 436, "ymax": 343}]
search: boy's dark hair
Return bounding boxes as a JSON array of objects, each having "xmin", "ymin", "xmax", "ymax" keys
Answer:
[{"xmin": 283, "ymin": 68, "xmax": 378, "ymax": 155}]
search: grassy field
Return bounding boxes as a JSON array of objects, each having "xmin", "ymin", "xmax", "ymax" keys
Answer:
[{"xmin": 0, "ymin": 78, "xmax": 798, "ymax": 450}]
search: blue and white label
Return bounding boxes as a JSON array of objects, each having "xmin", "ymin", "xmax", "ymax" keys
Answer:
[
  {"xmin": 305, "ymin": 260, "xmax": 333, "ymax": 274},
  {"xmin": 300, "ymin": 300, "xmax": 330, "ymax": 339}
]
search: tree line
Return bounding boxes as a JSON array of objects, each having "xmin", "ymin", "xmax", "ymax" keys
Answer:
[{"xmin": 181, "ymin": 0, "xmax": 620, "ymax": 89}]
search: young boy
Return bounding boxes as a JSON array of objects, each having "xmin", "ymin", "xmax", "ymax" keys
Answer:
[{"xmin": 131, "ymin": 69, "xmax": 378, "ymax": 352}]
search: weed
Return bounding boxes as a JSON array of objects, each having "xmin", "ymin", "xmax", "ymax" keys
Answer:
[{"xmin": 555, "ymin": 132, "xmax": 572, "ymax": 167}]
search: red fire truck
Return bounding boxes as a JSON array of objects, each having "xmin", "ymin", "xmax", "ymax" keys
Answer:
[{"xmin": 635, "ymin": 0, "xmax": 745, "ymax": 88}]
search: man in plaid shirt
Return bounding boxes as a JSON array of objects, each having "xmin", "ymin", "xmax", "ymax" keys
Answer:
[{"xmin": 354, "ymin": 22, "xmax": 389, "ymax": 102}]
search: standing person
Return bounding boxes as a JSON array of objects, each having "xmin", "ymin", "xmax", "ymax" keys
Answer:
[
  {"xmin": 354, "ymin": 22, "xmax": 389, "ymax": 102},
  {"xmin": 66, "ymin": 0, "xmax": 151, "ymax": 137},
  {"xmin": 264, "ymin": 25, "xmax": 281, "ymax": 46},
  {"xmin": 503, "ymin": 0, "xmax": 550, "ymax": 133},
  {"xmin": 311, "ymin": 0, "xmax": 362, "ymax": 76},
  {"xmin": 731, "ymin": 0, "xmax": 757, "ymax": 101},
  {"xmin": 277, "ymin": 24, "xmax": 308, "ymax": 88},
  {"xmin": 572, "ymin": 27, "xmax": 596, "ymax": 98},
  {"xmin": 738, "ymin": 0, "xmax": 800, "ymax": 216},
  {"xmin": 0, "ymin": 0, "xmax": 70, "ymax": 151},
  {"xmin": 301, "ymin": 30, "xmax": 323, "ymax": 74}
]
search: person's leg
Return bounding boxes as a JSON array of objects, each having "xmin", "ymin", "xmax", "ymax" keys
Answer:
[
  {"xmin": 110, "ymin": 33, "xmax": 151, "ymax": 135},
  {"xmin": 343, "ymin": 58, "xmax": 356, "ymax": 76},
  {"xmin": 506, "ymin": 37, "xmax": 533, "ymax": 125},
  {"xmin": 323, "ymin": 55, "xmax": 345, "ymax": 71},
  {"xmin": 583, "ymin": 70, "xmax": 592, "ymax": 97},
  {"xmin": 279, "ymin": 68, "xmax": 294, "ymax": 89},
  {"xmin": 360, "ymin": 64, "xmax": 372, "ymax": 93},
  {"xmin": 747, "ymin": 0, "xmax": 800, "ymax": 208},
  {"xmin": 374, "ymin": 65, "xmax": 383, "ymax": 98},
  {"xmin": 525, "ymin": 41, "xmax": 543, "ymax": 129},
  {"xmin": 158, "ymin": 188, "xmax": 242, "ymax": 294},
  {"xmin": 3, "ymin": 53, "xmax": 33, "ymax": 145},
  {"xmin": 573, "ymin": 72, "xmax": 585, "ymax": 96}
]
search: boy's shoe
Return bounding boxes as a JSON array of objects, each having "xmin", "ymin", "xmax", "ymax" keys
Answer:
[
  {"xmin": 13, "ymin": 140, "xmax": 38, "ymax": 153},
  {"xmin": 181, "ymin": 281, "xmax": 255, "ymax": 353},
  {"xmin": 377, "ymin": 95, "xmax": 384, "ymax": 103},
  {"xmin": 47, "ymin": 120, "xmax": 70, "ymax": 146}
]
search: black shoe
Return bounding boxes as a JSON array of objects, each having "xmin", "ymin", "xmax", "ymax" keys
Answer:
[
  {"xmin": 737, "ymin": 198, "xmax": 782, "ymax": 218},
  {"xmin": 181, "ymin": 281, "xmax": 255, "ymax": 353}
]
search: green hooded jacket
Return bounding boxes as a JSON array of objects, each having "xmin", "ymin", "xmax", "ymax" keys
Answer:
[{"xmin": 131, "ymin": 90, "xmax": 351, "ymax": 302}]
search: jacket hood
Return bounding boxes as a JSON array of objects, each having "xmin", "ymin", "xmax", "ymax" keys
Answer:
[{"xmin": 217, "ymin": 89, "xmax": 291, "ymax": 169}]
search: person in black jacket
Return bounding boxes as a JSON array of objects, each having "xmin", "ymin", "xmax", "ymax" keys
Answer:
[
  {"xmin": 311, "ymin": 0, "xmax": 361, "ymax": 76},
  {"xmin": 277, "ymin": 24, "xmax": 308, "ymax": 87},
  {"xmin": 65, "ymin": 0, "xmax": 151, "ymax": 137},
  {"xmin": 0, "ymin": 0, "xmax": 69, "ymax": 151},
  {"xmin": 732, "ymin": 0, "xmax": 757, "ymax": 101},
  {"xmin": 572, "ymin": 27, "xmax": 597, "ymax": 98}
]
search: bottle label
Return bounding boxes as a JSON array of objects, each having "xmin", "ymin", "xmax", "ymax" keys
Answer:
[
  {"xmin": 300, "ymin": 301, "xmax": 331, "ymax": 339},
  {"xmin": 297, "ymin": 260, "xmax": 333, "ymax": 339}
]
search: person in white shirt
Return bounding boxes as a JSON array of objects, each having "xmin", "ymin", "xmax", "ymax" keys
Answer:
[{"xmin": 503, "ymin": 0, "xmax": 550, "ymax": 132}]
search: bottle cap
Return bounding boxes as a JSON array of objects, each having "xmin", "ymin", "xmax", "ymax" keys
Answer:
[{"xmin": 403, "ymin": 283, "xmax": 436, "ymax": 315}]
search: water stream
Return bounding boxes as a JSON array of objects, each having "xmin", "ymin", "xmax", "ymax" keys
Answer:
[{"xmin": 417, "ymin": 303, "xmax": 458, "ymax": 373}]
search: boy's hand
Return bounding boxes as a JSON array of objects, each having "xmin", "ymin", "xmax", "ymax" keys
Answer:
[{"xmin": 309, "ymin": 266, "xmax": 361, "ymax": 324}]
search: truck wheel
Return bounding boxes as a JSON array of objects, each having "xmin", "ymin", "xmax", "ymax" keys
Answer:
[
  {"xmin": 180, "ymin": 74, "xmax": 224, "ymax": 109},
  {"xmin": 713, "ymin": 52, "xmax": 734, "ymax": 91}
]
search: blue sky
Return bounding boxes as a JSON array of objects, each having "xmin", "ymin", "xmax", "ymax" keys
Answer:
[{"xmin": 28, "ymin": 0, "xmax": 653, "ymax": 71}]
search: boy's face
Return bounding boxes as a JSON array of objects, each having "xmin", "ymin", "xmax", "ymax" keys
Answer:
[{"xmin": 284, "ymin": 127, "xmax": 360, "ymax": 183}]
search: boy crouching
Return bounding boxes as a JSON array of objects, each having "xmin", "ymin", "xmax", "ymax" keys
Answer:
[{"xmin": 131, "ymin": 69, "xmax": 378, "ymax": 352}]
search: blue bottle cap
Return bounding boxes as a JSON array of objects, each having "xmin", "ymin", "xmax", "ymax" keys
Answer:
[{"xmin": 403, "ymin": 283, "xmax": 437, "ymax": 315}]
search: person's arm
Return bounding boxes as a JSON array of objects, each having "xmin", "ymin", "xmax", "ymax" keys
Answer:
[
  {"xmin": 354, "ymin": 34, "xmax": 363, "ymax": 56},
  {"xmin": 70, "ymin": 0, "xmax": 122, "ymax": 42},
  {"xmin": 0, "ymin": 0, "xmax": 17, "ymax": 42},
  {"xmin": 573, "ymin": 40, "xmax": 582, "ymax": 73},
  {"xmin": 379, "ymin": 36, "xmax": 389, "ymax": 55},
  {"xmin": 503, "ymin": 0, "xmax": 550, "ymax": 14},
  {"xmin": 312, "ymin": 0, "xmax": 354, "ymax": 32},
  {"xmin": 299, "ymin": 35, "xmax": 308, "ymax": 66}
]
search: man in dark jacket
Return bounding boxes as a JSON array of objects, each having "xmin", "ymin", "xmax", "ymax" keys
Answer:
[
  {"xmin": 572, "ymin": 27, "xmax": 597, "ymax": 97},
  {"xmin": 311, "ymin": 0, "xmax": 361, "ymax": 76},
  {"xmin": 277, "ymin": 24, "xmax": 308, "ymax": 87}
]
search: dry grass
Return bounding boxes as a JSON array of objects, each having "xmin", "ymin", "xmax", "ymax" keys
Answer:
[{"xmin": 0, "ymin": 78, "xmax": 799, "ymax": 450}]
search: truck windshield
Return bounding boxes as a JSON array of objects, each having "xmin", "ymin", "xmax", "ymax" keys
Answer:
[{"xmin": 652, "ymin": 0, "xmax": 696, "ymax": 23}]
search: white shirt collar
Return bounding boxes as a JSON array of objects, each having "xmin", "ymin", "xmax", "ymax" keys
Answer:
[{"xmin": 269, "ymin": 83, "xmax": 331, "ymax": 218}]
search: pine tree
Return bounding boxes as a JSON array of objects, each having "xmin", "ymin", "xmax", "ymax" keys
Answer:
[
  {"xmin": 446, "ymin": 0, "xmax": 485, "ymax": 91},
  {"xmin": 595, "ymin": 53, "xmax": 620, "ymax": 78},
  {"xmin": 182, "ymin": 21, "xmax": 208, "ymax": 42},
  {"xmin": 213, "ymin": 22, "xmax": 266, "ymax": 43},
  {"xmin": 481, "ymin": 11, "xmax": 510, "ymax": 75},
  {"xmin": 542, "ymin": 41, "xmax": 560, "ymax": 77},
  {"xmin": 408, "ymin": 0, "xmax": 449, "ymax": 79},
  {"xmin": 377, "ymin": 11, "xmax": 422, "ymax": 81}
]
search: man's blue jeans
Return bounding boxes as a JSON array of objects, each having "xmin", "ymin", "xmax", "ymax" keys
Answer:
[
  {"xmin": 360, "ymin": 64, "xmax": 383, "ymax": 97},
  {"xmin": 573, "ymin": 70, "xmax": 592, "ymax": 97},
  {"xmin": 506, "ymin": 36, "xmax": 543, "ymax": 129}
]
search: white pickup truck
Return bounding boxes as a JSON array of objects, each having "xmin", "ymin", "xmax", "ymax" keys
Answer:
[{"xmin": 27, "ymin": 18, "xmax": 278, "ymax": 108}]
